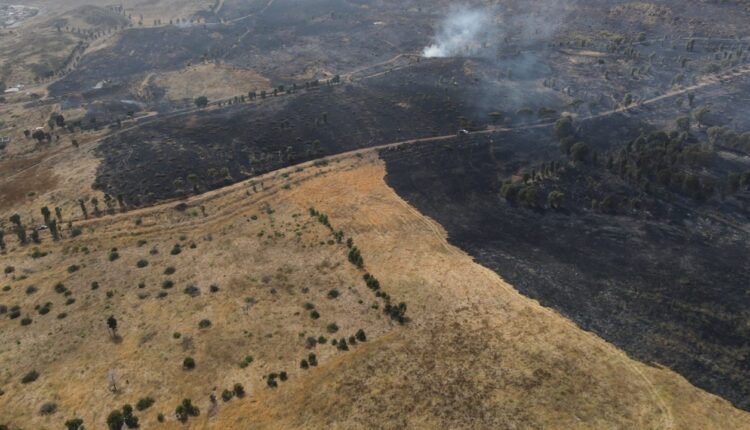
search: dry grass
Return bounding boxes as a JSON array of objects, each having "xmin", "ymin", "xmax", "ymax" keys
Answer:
[
  {"xmin": 152, "ymin": 63, "xmax": 270, "ymax": 102},
  {"xmin": 0, "ymin": 150, "xmax": 749, "ymax": 429}
]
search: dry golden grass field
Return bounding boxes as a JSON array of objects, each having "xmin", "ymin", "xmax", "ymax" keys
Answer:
[{"xmin": 2, "ymin": 150, "xmax": 749, "ymax": 429}]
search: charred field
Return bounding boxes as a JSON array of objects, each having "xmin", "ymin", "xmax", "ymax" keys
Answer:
[{"xmin": 381, "ymin": 84, "xmax": 750, "ymax": 410}]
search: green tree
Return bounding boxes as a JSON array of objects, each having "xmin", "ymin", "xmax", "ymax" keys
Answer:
[
  {"xmin": 547, "ymin": 191, "xmax": 565, "ymax": 209},
  {"xmin": 106, "ymin": 410, "xmax": 124, "ymax": 430},
  {"xmin": 10, "ymin": 214, "xmax": 27, "ymax": 244},
  {"xmin": 570, "ymin": 142, "xmax": 590, "ymax": 162},
  {"xmin": 194, "ymin": 96, "xmax": 209, "ymax": 108}
]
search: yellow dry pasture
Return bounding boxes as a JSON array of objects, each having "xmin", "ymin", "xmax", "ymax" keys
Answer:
[{"xmin": 1, "ymin": 151, "xmax": 749, "ymax": 429}]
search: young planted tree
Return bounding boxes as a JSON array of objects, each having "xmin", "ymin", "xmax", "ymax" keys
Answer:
[
  {"xmin": 107, "ymin": 316, "xmax": 118, "ymax": 339},
  {"xmin": 91, "ymin": 197, "xmax": 101, "ymax": 217},
  {"xmin": 41, "ymin": 206, "xmax": 52, "ymax": 226},
  {"xmin": 9, "ymin": 214, "xmax": 27, "ymax": 245},
  {"xmin": 49, "ymin": 220, "xmax": 60, "ymax": 241},
  {"xmin": 78, "ymin": 199, "xmax": 88, "ymax": 219}
]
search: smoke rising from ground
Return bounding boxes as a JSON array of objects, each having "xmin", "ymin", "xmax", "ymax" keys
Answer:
[
  {"xmin": 422, "ymin": 7, "xmax": 494, "ymax": 58},
  {"xmin": 422, "ymin": 2, "xmax": 573, "ymax": 59}
]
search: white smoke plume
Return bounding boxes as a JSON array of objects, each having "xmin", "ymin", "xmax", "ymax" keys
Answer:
[{"xmin": 422, "ymin": 6, "xmax": 494, "ymax": 58}]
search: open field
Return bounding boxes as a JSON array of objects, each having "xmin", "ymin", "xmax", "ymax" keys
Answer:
[{"xmin": 1, "ymin": 152, "xmax": 750, "ymax": 429}]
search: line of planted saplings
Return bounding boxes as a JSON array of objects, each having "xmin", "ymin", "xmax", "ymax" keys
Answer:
[{"xmin": 308, "ymin": 208, "xmax": 408, "ymax": 325}]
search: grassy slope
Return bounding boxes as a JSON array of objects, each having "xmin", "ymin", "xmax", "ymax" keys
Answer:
[{"xmin": 1, "ymin": 151, "xmax": 748, "ymax": 429}]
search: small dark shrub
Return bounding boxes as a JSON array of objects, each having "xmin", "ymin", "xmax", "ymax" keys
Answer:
[
  {"xmin": 21, "ymin": 370, "xmax": 39, "ymax": 384},
  {"xmin": 57, "ymin": 312, "xmax": 67, "ymax": 319},
  {"xmin": 327, "ymin": 289, "xmax": 340, "ymax": 299},
  {"xmin": 233, "ymin": 382, "xmax": 245, "ymax": 398},
  {"xmin": 136, "ymin": 397, "xmax": 155, "ymax": 411},
  {"xmin": 67, "ymin": 265, "xmax": 80, "ymax": 273},
  {"xmin": 161, "ymin": 280, "xmax": 174, "ymax": 289},
  {"xmin": 356, "ymin": 329, "xmax": 367, "ymax": 342},
  {"xmin": 209, "ymin": 284, "xmax": 220, "ymax": 293},
  {"xmin": 164, "ymin": 266, "xmax": 176, "ymax": 275},
  {"xmin": 310, "ymin": 310, "xmax": 320, "ymax": 319},
  {"xmin": 136, "ymin": 259, "xmax": 148, "ymax": 268},
  {"xmin": 20, "ymin": 316, "xmax": 32, "ymax": 326},
  {"xmin": 64, "ymin": 418, "xmax": 84, "ymax": 430},
  {"xmin": 183, "ymin": 357, "xmax": 196, "ymax": 370},
  {"xmin": 326, "ymin": 323, "xmax": 339, "ymax": 333},
  {"xmin": 54, "ymin": 282, "xmax": 67, "ymax": 293},
  {"xmin": 91, "ymin": 281, "xmax": 99, "ymax": 290},
  {"xmin": 39, "ymin": 401, "xmax": 57, "ymax": 415},
  {"xmin": 221, "ymin": 389, "xmax": 234, "ymax": 402},
  {"xmin": 25, "ymin": 285, "xmax": 38, "ymax": 295},
  {"xmin": 198, "ymin": 319, "xmax": 211, "ymax": 329},
  {"xmin": 184, "ymin": 285, "xmax": 200, "ymax": 297}
]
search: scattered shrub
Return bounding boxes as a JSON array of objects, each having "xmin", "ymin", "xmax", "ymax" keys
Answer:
[
  {"xmin": 175, "ymin": 399, "xmax": 199, "ymax": 422},
  {"xmin": 39, "ymin": 401, "xmax": 57, "ymax": 415},
  {"xmin": 64, "ymin": 418, "xmax": 84, "ymax": 430},
  {"xmin": 198, "ymin": 319, "xmax": 211, "ymax": 329},
  {"xmin": 221, "ymin": 389, "xmax": 234, "ymax": 402},
  {"xmin": 164, "ymin": 266, "xmax": 176, "ymax": 275},
  {"xmin": 161, "ymin": 280, "xmax": 174, "ymax": 289},
  {"xmin": 20, "ymin": 316, "xmax": 32, "ymax": 326},
  {"xmin": 25, "ymin": 285, "xmax": 38, "ymax": 295},
  {"xmin": 136, "ymin": 397, "xmax": 155, "ymax": 411},
  {"xmin": 233, "ymin": 382, "xmax": 246, "ymax": 397},
  {"xmin": 310, "ymin": 310, "xmax": 320, "ymax": 320},
  {"xmin": 356, "ymin": 329, "xmax": 367, "ymax": 342},
  {"xmin": 67, "ymin": 265, "xmax": 80, "ymax": 273},
  {"xmin": 326, "ymin": 323, "xmax": 339, "ymax": 333},
  {"xmin": 327, "ymin": 289, "xmax": 340, "ymax": 299},
  {"xmin": 108, "ymin": 250, "xmax": 120, "ymax": 261},
  {"xmin": 183, "ymin": 357, "xmax": 196, "ymax": 370},
  {"xmin": 209, "ymin": 284, "xmax": 220, "ymax": 293},
  {"xmin": 184, "ymin": 285, "xmax": 200, "ymax": 297},
  {"xmin": 91, "ymin": 281, "xmax": 100, "ymax": 290},
  {"xmin": 136, "ymin": 259, "xmax": 149, "ymax": 268},
  {"xmin": 21, "ymin": 370, "xmax": 39, "ymax": 384}
]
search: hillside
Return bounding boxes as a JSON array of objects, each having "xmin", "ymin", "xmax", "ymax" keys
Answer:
[{"xmin": 1, "ymin": 152, "xmax": 749, "ymax": 429}]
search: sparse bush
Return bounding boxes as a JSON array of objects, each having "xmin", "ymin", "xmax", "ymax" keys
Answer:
[
  {"xmin": 67, "ymin": 265, "xmax": 80, "ymax": 273},
  {"xmin": 170, "ymin": 244, "xmax": 182, "ymax": 255},
  {"xmin": 21, "ymin": 370, "xmax": 39, "ymax": 384},
  {"xmin": 20, "ymin": 316, "xmax": 32, "ymax": 326},
  {"xmin": 106, "ymin": 409, "xmax": 123, "ymax": 430},
  {"xmin": 221, "ymin": 389, "xmax": 234, "ymax": 402},
  {"xmin": 164, "ymin": 266, "xmax": 176, "ymax": 275},
  {"xmin": 327, "ymin": 289, "xmax": 340, "ymax": 299},
  {"xmin": 327, "ymin": 323, "xmax": 339, "ymax": 333},
  {"xmin": 64, "ymin": 418, "xmax": 84, "ymax": 430},
  {"xmin": 91, "ymin": 281, "xmax": 100, "ymax": 290},
  {"xmin": 57, "ymin": 312, "xmax": 67, "ymax": 319},
  {"xmin": 184, "ymin": 285, "xmax": 200, "ymax": 297},
  {"xmin": 300, "ymin": 359, "xmax": 309, "ymax": 369},
  {"xmin": 108, "ymin": 249, "xmax": 120, "ymax": 261},
  {"xmin": 233, "ymin": 383, "xmax": 245, "ymax": 398},
  {"xmin": 4, "ymin": 266, "xmax": 15, "ymax": 275},
  {"xmin": 183, "ymin": 357, "xmax": 196, "ymax": 370},
  {"xmin": 136, "ymin": 397, "xmax": 155, "ymax": 411},
  {"xmin": 308, "ymin": 353, "xmax": 318, "ymax": 366},
  {"xmin": 175, "ymin": 399, "xmax": 199, "ymax": 422},
  {"xmin": 25, "ymin": 285, "xmax": 37, "ymax": 295},
  {"xmin": 161, "ymin": 280, "xmax": 174, "ymax": 289},
  {"xmin": 209, "ymin": 284, "xmax": 220, "ymax": 293},
  {"xmin": 39, "ymin": 401, "xmax": 57, "ymax": 415},
  {"xmin": 136, "ymin": 259, "xmax": 148, "ymax": 268},
  {"xmin": 198, "ymin": 319, "xmax": 211, "ymax": 329},
  {"xmin": 310, "ymin": 310, "xmax": 320, "ymax": 319},
  {"xmin": 355, "ymin": 329, "xmax": 367, "ymax": 342}
]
